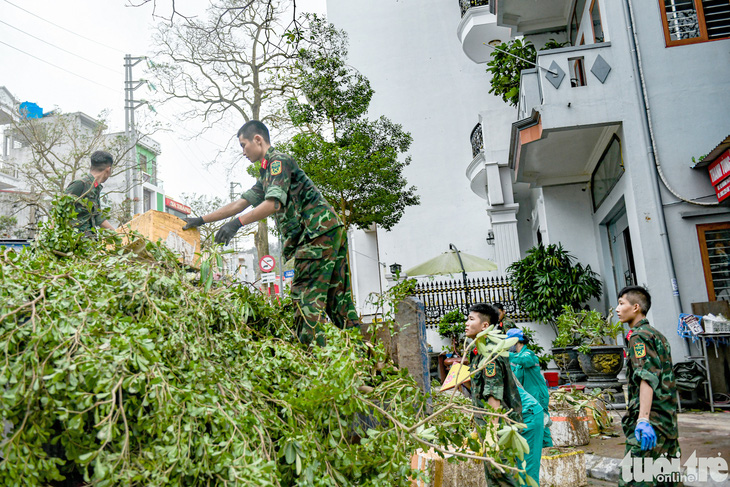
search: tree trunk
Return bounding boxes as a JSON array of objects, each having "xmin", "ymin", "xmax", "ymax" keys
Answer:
[{"xmin": 254, "ymin": 220, "xmax": 269, "ymax": 279}]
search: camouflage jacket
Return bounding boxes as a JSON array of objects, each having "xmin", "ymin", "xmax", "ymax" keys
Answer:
[
  {"xmin": 64, "ymin": 174, "xmax": 104, "ymax": 234},
  {"xmin": 622, "ymin": 319, "xmax": 678, "ymax": 440},
  {"xmin": 241, "ymin": 147, "xmax": 342, "ymax": 261},
  {"xmin": 469, "ymin": 352, "xmax": 523, "ymax": 424}
]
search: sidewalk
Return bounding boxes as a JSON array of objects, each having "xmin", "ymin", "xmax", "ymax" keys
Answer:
[{"xmin": 581, "ymin": 409, "xmax": 730, "ymax": 486}]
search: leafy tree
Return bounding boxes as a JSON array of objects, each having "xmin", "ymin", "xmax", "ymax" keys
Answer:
[
  {"xmin": 507, "ymin": 243, "xmax": 603, "ymax": 334},
  {"xmin": 284, "ymin": 15, "xmax": 420, "ymax": 231},
  {"xmin": 149, "ymin": 0, "xmax": 302, "ymax": 263}
]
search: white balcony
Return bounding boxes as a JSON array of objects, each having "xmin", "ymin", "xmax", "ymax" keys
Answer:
[
  {"xmin": 457, "ymin": 2, "xmax": 512, "ymax": 63},
  {"xmin": 510, "ymin": 42, "xmax": 625, "ymax": 186},
  {"xmin": 491, "ymin": 0, "xmax": 571, "ymax": 35}
]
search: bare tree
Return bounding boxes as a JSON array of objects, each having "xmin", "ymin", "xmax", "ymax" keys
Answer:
[
  {"xmin": 148, "ymin": 0, "xmax": 302, "ymax": 268},
  {"xmin": 181, "ymin": 192, "xmax": 255, "ymax": 250},
  {"xmin": 1, "ymin": 111, "xmax": 138, "ymax": 236}
]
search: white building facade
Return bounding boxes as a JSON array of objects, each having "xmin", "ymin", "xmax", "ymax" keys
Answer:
[
  {"xmin": 326, "ymin": 0, "xmax": 525, "ymax": 349},
  {"xmin": 329, "ymin": 0, "xmax": 730, "ymax": 360}
]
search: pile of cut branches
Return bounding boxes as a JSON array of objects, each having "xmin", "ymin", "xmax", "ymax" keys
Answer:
[{"xmin": 0, "ymin": 196, "xmax": 527, "ymax": 486}]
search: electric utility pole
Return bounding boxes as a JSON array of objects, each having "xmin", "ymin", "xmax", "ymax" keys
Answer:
[{"xmin": 124, "ymin": 54, "xmax": 147, "ymax": 217}]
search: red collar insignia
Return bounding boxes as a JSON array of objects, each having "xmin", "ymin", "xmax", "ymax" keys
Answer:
[
  {"xmin": 93, "ymin": 181, "xmax": 99, "ymax": 188},
  {"xmin": 261, "ymin": 158, "xmax": 268, "ymax": 170}
]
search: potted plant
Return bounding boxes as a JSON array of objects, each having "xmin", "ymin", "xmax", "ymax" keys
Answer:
[
  {"xmin": 573, "ymin": 310, "xmax": 624, "ymax": 387},
  {"xmin": 438, "ymin": 309, "xmax": 466, "ymax": 356},
  {"xmin": 552, "ymin": 306, "xmax": 587, "ymax": 383}
]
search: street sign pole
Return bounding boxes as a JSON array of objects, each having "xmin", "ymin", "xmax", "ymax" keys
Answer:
[
  {"xmin": 259, "ymin": 255, "xmax": 276, "ymax": 297},
  {"xmin": 278, "ymin": 236, "xmax": 284, "ymax": 297}
]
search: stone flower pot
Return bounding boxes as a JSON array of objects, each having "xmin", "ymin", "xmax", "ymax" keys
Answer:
[
  {"xmin": 551, "ymin": 346, "xmax": 586, "ymax": 383},
  {"xmin": 576, "ymin": 345, "xmax": 624, "ymax": 388}
]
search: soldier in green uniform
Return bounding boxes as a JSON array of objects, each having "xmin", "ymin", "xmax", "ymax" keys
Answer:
[
  {"xmin": 64, "ymin": 151, "xmax": 115, "ymax": 236},
  {"xmin": 493, "ymin": 302, "xmax": 516, "ymax": 332},
  {"xmin": 465, "ymin": 303, "xmax": 523, "ymax": 487},
  {"xmin": 615, "ymin": 286, "xmax": 681, "ymax": 487},
  {"xmin": 183, "ymin": 120, "xmax": 360, "ymax": 345}
]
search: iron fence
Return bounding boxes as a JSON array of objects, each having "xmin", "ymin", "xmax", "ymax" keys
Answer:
[
  {"xmin": 470, "ymin": 122, "xmax": 484, "ymax": 158},
  {"xmin": 459, "ymin": 0, "xmax": 489, "ymax": 17},
  {"xmin": 410, "ymin": 276, "xmax": 528, "ymax": 328}
]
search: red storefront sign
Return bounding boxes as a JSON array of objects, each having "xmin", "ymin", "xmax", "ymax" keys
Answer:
[
  {"xmin": 708, "ymin": 149, "xmax": 730, "ymax": 185},
  {"xmin": 715, "ymin": 176, "xmax": 730, "ymax": 203},
  {"xmin": 164, "ymin": 197, "xmax": 191, "ymax": 215}
]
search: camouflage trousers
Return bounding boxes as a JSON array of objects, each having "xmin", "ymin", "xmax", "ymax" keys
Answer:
[
  {"xmin": 292, "ymin": 226, "xmax": 360, "ymax": 346},
  {"xmin": 618, "ymin": 434, "xmax": 683, "ymax": 487}
]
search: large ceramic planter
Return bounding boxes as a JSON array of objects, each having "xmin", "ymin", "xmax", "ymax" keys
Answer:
[
  {"xmin": 551, "ymin": 347, "xmax": 586, "ymax": 383},
  {"xmin": 576, "ymin": 345, "xmax": 624, "ymax": 388}
]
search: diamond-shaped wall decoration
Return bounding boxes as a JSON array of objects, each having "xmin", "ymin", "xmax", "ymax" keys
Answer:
[
  {"xmin": 591, "ymin": 54, "xmax": 611, "ymax": 84},
  {"xmin": 545, "ymin": 61, "xmax": 565, "ymax": 89}
]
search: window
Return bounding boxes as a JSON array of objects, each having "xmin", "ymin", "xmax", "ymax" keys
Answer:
[
  {"xmin": 143, "ymin": 189, "xmax": 152, "ymax": 212},
  {"xmin": 570, "ymin": 0, "xmax": 587, "ymax": 45},
  {"xmin": 591, "ymin": 135, "xmax": 624, "ymax": 209},
  {"xmin": 569, "ymin": 56, "xmax": 587, "ymax": 87},
  {"xmin": 697, "ymin": 222, "xmax": 730, "ymax": 300},
  {"xmin": 660, "ymin": 0, "xmax": 730, "ymax": 47},
  {"xmin": 590, "ymin": 0, "xmax": 604, "ymax": 42}
]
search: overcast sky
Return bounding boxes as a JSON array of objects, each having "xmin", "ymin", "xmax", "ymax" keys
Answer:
[{"xmin": 0, "ymin": 0, "xmax": 326, "ymax": 203}]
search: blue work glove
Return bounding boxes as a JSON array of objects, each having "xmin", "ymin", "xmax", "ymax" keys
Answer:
[
  {"xmin": 214, "ymin": 218, "xmax": 243, "ymax": 245},
  {"xmin": 635, "ymin": 420, "xmax": 657, "ymax": 451}
]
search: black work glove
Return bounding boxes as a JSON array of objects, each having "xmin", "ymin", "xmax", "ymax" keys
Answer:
[
  {"xmin": 214, "ymin": 218, "xmax": 243, "ymax": 245},
  {"xmin": 182, "ymin": 216, "xmax": 205, "ymax": 230}
]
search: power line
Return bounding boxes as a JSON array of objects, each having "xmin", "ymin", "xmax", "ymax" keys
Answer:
[
  {"xmin": 0, "ymin": 19, "xmax": 122, "ymax": 74},
  {"xmin": 1, "ymin": 0, "xmax": 127, "ymax": 54},
  {"xmin": 0, "ymin": 40, "xmax": 121, "ymax": 92}
]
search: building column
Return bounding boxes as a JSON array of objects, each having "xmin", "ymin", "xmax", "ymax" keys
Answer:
[{"xmin": 488, "ymin": 203, "xmax": 520, "ymax": 274}]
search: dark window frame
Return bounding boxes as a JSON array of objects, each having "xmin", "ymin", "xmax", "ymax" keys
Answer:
[
  {"xmin": 591, "ymin": 135, "xmax": 625, "ymax": 210},
  {"xmin": 697, "ymin": 222, "xmax": 730, "ymax": 301},
  {"xmin": 659, "ymin": 0, "xmax": 730, "ymax": 47}
]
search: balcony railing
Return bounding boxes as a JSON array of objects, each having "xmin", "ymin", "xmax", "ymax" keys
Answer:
[
  {"xmin": 459, "ymin": 0, "xmax": 489, "ymax": 17},
  {"xmin": 0, "ymin": 162, "xmax": 19, "ymax": 179},
  {"xmin": 470, "ymin": 123, "xmax": 484, "ymax": 158}
]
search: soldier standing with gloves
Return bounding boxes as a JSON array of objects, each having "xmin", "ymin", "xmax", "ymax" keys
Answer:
[
  {"xmin": 616, "ymin": 285, "xmax": 681, "ymax": 487},
  {"xmin": 182, "ymin": 120, "xmax": 360, "ymax": 345}
]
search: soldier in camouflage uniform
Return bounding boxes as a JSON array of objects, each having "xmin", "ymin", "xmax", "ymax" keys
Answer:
[
  {"xmin": 465, "ymin": 303, "xmax": 523, "ymax": 487},
  {"xmin": 493, "ymin": 303, "xmax": 516, "ymax": 332},
  {"xmin": 616, "ymin": 286, "xmax": 682, "ymax": 487},
  {"xmin": 64, "ymin": 151, "xmax": 115, "ymax": 237},
  {"xmin": 183, "ymin": 120, "xmax": 360, "ymax": 345}
]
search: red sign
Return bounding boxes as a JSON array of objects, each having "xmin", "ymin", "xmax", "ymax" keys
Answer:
[
  {"xmin": 259, "ymin": 255, "xmax": 276, "ymax": 272},
  {"xmin": 715, "ymin": 176, "xmax": 730, "ymax": 203},
  {"xmin": 164, "ymin": 197, "xmax": 191, "ymax": 215},
  {"xmin": 708, "ymin": 149, "xmax": 730, "ymax": 185}
]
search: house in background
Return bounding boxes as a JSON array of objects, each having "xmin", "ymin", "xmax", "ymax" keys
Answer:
[
  {"xmin": 327, "ymin": 0, "xmax": 514, "ymax": 347},
  {"xmin": 329, "ymin": 0, "xmax": 730, "ymax": 359},
  {"xmin": 0, "ymin": 86, "xmax": 169, "ymax": 235}
]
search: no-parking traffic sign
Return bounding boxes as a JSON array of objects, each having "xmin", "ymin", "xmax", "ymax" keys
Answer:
[{"xmin": 259, "ymin": 254, "xmax": 276, "ymax": 273}]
